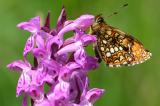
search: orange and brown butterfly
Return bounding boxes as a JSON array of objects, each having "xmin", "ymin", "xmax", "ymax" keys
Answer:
[{"xmin": 90, "ymin": 15, "xmax": 152, "ymax": 67}]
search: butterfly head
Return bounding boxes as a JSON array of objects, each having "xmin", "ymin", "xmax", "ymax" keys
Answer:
[
  {"xmin": 95, "ymin": 14, "xmax": 105, "ymax": 24},
  {"xmin": 90, "ymin": 14, "xmax": 107, "ymax": 35}
]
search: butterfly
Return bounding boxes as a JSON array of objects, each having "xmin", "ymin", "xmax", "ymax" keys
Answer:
[{"xmin": 90, "ymin": 15, "xmax": 152, "ymax": 67}]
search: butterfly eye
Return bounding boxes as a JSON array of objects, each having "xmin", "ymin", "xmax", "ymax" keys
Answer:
[{"xmin": 96, "ymin": 16, "xmax": 104, "ymax": 24}]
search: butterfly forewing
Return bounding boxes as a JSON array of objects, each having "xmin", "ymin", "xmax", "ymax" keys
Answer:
[{"xmin": 91, "ymin": 15, "xmax": 151, "ymax": 67}]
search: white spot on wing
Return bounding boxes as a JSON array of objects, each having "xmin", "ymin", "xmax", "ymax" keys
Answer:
[
  {"xmin": 131, "ymin": 63, "xmax": 135, "ymax": 66},
  {"xmin": 100, "ymin": 47, "xmax": 104, "ymax": 51},
  {"xmin": 116, "ymin": 65, "xmax": 121, "ymax": 67},
  {"xmin": 105, "ymin": 35, "xmax": 108, "ymax": 38},
  {"xmin": 102, "ymin": 40, "xmax": 107, "ymax": 44},
  {"xmin": 107, "ymin": 30, "xmax": 111, "ymax": 35},
  {"xmin": 123, "ymin": 62, "xmax": 127, "ymax": 65},
  {"xmin": 109, "ymin": 64, "xmax": 113, "ymax": 67},
  {"xmin": 106, "ymin": 52, "xmax": 111, "ymax": 57},
  {"xmin": 114, "ymin": 47, "xmax": 118, "ymax": 52},
  {"xmin": 120, "ymin": 56, "xmax": 124, "ymax": 61},
  {"xmin": 149, "ymin": 52, "xmax": 152, "ymax": 56},
  {"xmin": 110, "ymin": 48, "xmax": 114, "ymax": 53},
  {"xmin": 128, "ymin": 57, "xmax": 132, "ymax": 61},
  {"xmin": 115, "ymin": 33, "xmax": 119, "ymax": 36},
  {"xmin": 119, "ymin": 46, "xmax": 123, "ymax": 51}
]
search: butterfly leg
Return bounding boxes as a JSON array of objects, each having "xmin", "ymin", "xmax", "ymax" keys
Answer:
[{"xmin": 94, "ymin": 45, "xmax": 102, "ymax": 63}]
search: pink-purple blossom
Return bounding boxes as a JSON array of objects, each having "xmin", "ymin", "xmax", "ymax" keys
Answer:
[{"xmin": 7, "ymin": 7, "xmax": 104, "ymax": 106}]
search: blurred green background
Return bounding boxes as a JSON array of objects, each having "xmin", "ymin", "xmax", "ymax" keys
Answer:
[{"xmin": 0, "ymin": 0, "xmax": 159, "ymax": 106}]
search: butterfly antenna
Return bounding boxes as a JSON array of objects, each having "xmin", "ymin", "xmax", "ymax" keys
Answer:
[{"xmin": 107, "ymin": 3, "xmax": 128, "ymax": 18}]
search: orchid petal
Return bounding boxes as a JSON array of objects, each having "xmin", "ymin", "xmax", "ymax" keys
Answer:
[
  {"xmin": 85, "ymin": 88, "xmax": 105, "ymax": 104},
  {"xmin": 58, "ymin": 14, "xmax": 94, "ymax": 39},
  {"xmin": 36, "ymin": 35, "xmax": 45, "ymax": 49},
  {"xmin": 46, "ymin": 35, "xmax": 63, "ymax": 52},
  {"xmin": 7, "ymin": 60, "xmax": 30, "ymax": 72},
  {"xmin": 57, "ymin": 6, "xmax": 67, "ymax": 32},
  {"xmin": 22, "ymin": 95, "xmax": 28, "ymax": 106},
  {"xmin": 23, "ymin": 36, "xmax": 34, "ymax": 58},
  {"xmin": 73, "ymin": 15, "xmax": 94, "ymax": 30},
  {"xmin": 83, "ymin": 56, "xmax": 99, "ymax": 71},
  {"xmin": 41, "ymin": 12, "xmax": 51, "ymax": 32},
  {"xmin": 16, "ymin": 72, "xmax": 31, "ymax": 96},
  {"xmin": 32, "ymin": 48, "xmax": 46, "ymax": 59},
  {"xmin": 81, "ymin": 34, "xmax": 97, "ymax": 46},
  {"xmin": 57, "ymin": 41, "xmax": 82, "ymax": 56},
  {"xmin": 17, "ymin": 16, "xmax": 40, "ymax": 33},
  {"xmin": 74, "ymin": 47, "xmax": 86, "ymax": 66}
]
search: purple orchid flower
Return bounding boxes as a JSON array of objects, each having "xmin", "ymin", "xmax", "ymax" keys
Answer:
[
  {"xmin": 34, "ymin": 71, "xmax": 104, "ymax": 106},
  {"xmin": 7, "ymin": 7, "xmax": 105, "ymax": 106}
]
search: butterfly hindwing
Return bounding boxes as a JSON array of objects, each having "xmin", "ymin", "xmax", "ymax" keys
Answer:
[{"xmin": 91, "ymin": 15, "xmax": 151, "ymax": 67}]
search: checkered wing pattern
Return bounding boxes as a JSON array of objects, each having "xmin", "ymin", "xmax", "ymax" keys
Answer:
[{"xmin": 91, "ymin": 15, "xmax": 151, "ymax": 67}]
